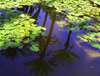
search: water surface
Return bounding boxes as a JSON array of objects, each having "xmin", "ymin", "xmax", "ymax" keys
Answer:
[{"xmin": 0, "ymin": 3, "xmax": 100, "ymax": 76}]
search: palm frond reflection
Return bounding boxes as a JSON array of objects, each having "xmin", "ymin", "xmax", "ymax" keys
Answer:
[{"xmin": 50, "ymin": 30, "xmax": 80, "ymax": 67}]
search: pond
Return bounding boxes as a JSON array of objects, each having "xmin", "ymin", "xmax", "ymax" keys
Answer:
[{"xmin": 0, "ymin": 3, "xmax": 100, "ymax": 76}]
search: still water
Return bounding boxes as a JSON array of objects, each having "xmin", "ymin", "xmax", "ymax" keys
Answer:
[{"xmin": 0, "ymin": 3, "xmax": 100, "ymax": 76}]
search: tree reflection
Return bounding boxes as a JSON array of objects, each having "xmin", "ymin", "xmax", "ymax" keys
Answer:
[
  {"xmin": 35, "ymin": 10, "xmax": 61, "ymax": 51},
  {"xmin": 16, "ymin": 3, "xmax": 67, "ymax": 23},
  {"xmin": 8, "ymin": 3, "xmax": 81, "ymax": 75},
  {"xmin": 42, "ymin": 11, "xmax": 48, "ymax": 27},
  {"xmin": 41, "ymin": 4, "xmax": 67, "ymax": 21},
  {"xmin": 32, "ymin": 3, "xmax": 41, "ymax": 24},
  {"xmin": 16, "ymin": 3, "xmax": 41, "ymax": 24},
  {"xmin": 50, "ymin": 30, "xmax": 80, "ymax": 67},
  {"xmin": 23, "ymin": 10, "xmax": 58, "ymax": 76},
  {"xmin": 0, "ymin": 47, "xmax": 33, "ymax": 61}
]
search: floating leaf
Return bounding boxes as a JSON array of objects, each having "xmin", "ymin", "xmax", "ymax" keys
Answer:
[
  {"xmin": 30, "ymin": 46, "xmax": 39, "ymax": 51},
  {"xmin": 41, "ymin": 32, "xmax": 48, "ymax": 36}
]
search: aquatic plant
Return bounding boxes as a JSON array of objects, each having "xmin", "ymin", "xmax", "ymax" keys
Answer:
[
  {"xmin": 1, "ymin": 0, "xmax": 100, "ymax": 50},
  {"xmin": 39, "ymin": 0, "xmax": 100, "ymax": 50},
  {"xmin": 0, "ymin": 8, "xmax": 47, "ymax": 51}
]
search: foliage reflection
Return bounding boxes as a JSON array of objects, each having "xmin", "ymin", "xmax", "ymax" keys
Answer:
[
  {"xmin": 0, "ymin": 3, "xmax": 80, "ymax": 76},
  {"xmin": 50, "ymin": 30, "xmax": 80, "ymax": 67},
  {"xmin": 23, "ymin": 10, "xmax": 57, "ymax": 76}
]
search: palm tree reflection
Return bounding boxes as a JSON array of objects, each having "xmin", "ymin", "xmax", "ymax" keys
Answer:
[
  {"xmin": 50, "ymin": 30, "xmax": 80, "ymax": 67},
  {"xmin": 35, "ymin": 9, "xmax": 61, "ymax": 51},
  {"xmin": 9, "ymin": 3, "xmax": 80, "ymax": 75},
  {"xmin": 23, "ymin": 10, "xmax": 58, "ymax": 76},
  {"xmin": 0, "ymin": 47, "xmax": 33, "ymax": 61}
]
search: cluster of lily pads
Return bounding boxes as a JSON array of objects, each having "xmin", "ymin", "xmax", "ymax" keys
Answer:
[
  {"xmin": 38, "ymin": 0, "xmax": 100, "ymax": 49},
  {"xmin": 1, "ymin": 0, "xmax": 100, "ymax": 50},
  {"xmin": 0, "ymin": 8, "xmax": 47, "ymax": 51}
]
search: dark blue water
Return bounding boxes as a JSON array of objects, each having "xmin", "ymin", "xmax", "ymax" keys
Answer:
[{"xmin": 0, "ymin": 4, "xmax": 100, "ymax": 76}]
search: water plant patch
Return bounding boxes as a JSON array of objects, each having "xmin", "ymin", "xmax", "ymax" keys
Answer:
[{"xmin": 0, "ymin": 9, "xmax": 47, "ymax": 51}]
